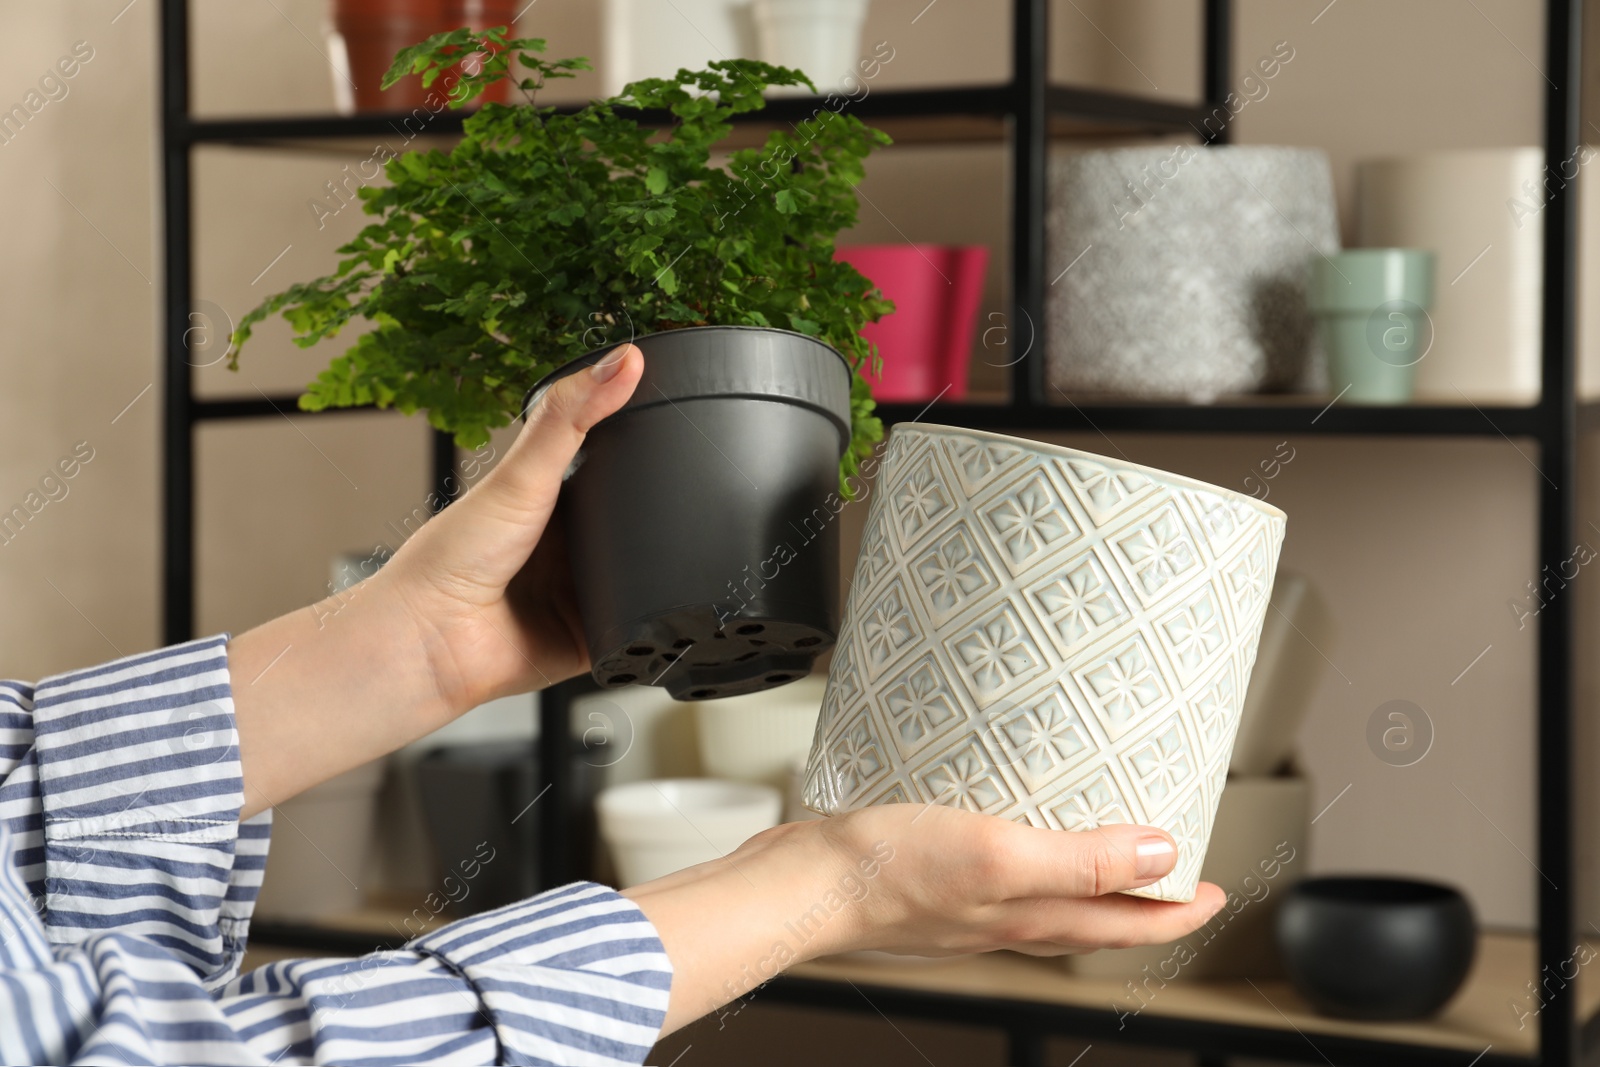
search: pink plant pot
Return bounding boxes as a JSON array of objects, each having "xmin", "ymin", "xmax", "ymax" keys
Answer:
[{"xmin": 836, "ymin": 244, "xmax": 990, "ymax": 402}]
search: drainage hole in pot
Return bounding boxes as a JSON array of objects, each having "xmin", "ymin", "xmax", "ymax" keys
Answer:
[
  {"xmin": 690, "ymin": 688, "xmax": 717, "ymax": 698},
  {"xmin": 764, "ymin": 674, "xmax": 792, "ymax": 684},
  {"xmin": 748, "ymin": 639, "xmax": 767, "ymax": 647},
  {"xmin": 626, "ymin": 645, "xmax": 653, "ymax": 657},
  {"xmin": 609, "ymin": 673, "xmax": 637, "ymax": 684},
  {"xmin": 736, "ymin": 624, "xmax": 765, "ymax": 635},
  {"xmin": 672, "ymin": 638, "xmax": 695, "ymax": 649},
  {"xmin": 712, "ymin": 631, "xmax": 727, "ymax": 640},
  {"xmin": 659, "ymin": 652, "xmax": 679, "ymax": 663},
  {"xmin": 735, "ymin": 651, "xmax": 760, "ymax": 662},
  {"xmin": 795, "ymin": 636, "xmax": 822, "ymax": 647}
]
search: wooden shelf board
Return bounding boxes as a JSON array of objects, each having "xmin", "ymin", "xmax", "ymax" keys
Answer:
[
  {"xmin": 244, "ymin": 904, "xmax": 1590, "ymax": 1060},
  {"xmin": 785, "ymin": 932, "xmax": 1589, "ymax": 1057}
]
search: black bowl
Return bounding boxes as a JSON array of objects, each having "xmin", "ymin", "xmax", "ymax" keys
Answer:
[{"xmin": 1275, "ymin": 877, "xmax": 1476, "ymax": 1020}]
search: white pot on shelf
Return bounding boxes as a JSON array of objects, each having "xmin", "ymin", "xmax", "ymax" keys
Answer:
[
  {"xmin": 602, "ymin": 0, "xmax": 758, "ymax": 97},
  {"xmin": 598, "ymin": 778, "xmax": 782, "ymax": 887},
  {"xmin": 696, "ymin": 676, "xmax": 825, "ymax": 790},
  {"xmin": 753, "ymin": 0, "xmax": 870, "ymax": 94},
  {"xmin": 255, "ymin": 758, "xmax": 386, "ymax": 921},
  {"xmin": 1229, "ymin": 571, "xmax": 1332, "ymax": 777}
]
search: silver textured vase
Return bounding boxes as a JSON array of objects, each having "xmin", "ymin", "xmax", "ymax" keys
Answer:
[
  {"xmin": 1046, "ymin": 145, "xmax": 1339, "ymax": 401},
  {"xmin": 802, "ymin": 425, "xmax": 1287, "ymax": 903}
]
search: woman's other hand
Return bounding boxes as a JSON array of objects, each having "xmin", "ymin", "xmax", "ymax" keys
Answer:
[{"xmin": 625, "ymin": 803, "xmax": 1226, "ymax": 1034}]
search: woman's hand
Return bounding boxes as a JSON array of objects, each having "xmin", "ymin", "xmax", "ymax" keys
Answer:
[
  {"xmin": 382, "ymin": 344, "xmax": 644, "ymax": 711},
  {"xmin": 624, "ymin": 805, "xmax": 1226, "ymax": 1034},
  {"xmin": 230, "ymin": 345, "xmax": 642, "ymax": 817}
]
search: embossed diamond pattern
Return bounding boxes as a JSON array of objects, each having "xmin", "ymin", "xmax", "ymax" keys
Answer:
[
  {"xmin": 889, "ymin": 448, "xmax": 954, "ymax": 551},
  {"xmin": 882, "ymin": 654, "xmax": 962, "ymax": 757},
  {"xmin": 1157, "ymin": 586, "xmax": 1229, "ymax": 687},
  {"xmin": 1143, "ymin": 788, "xmax": 1210, "ymax": 901},
  {"xmin": 911, "ymin": 524, "xmax": 997, "ymax": 626},
  {"xmin": 1191, "ymin": 664, "xmax": 1237, "ymax": 762},
  {"xmin": 987, "ymin": 688, "xmax": 1097, "ymax": 790},
  {"xmin": 1061, "ymin": 458, "xmax": 1154, "ymax": 524},
  {"xmin": 827, "ymin": 718, "xmax": 887, "ymax": 796},
  {"xmin": 1188, "ymin": 491, "xmax": 1254, "ymax": 553},
  {"xmin": 805, "ymin": 426, "xmax": 1286, "ymax": 903},
  {"xmin": 1112, "ymin": 502, "xmax": 1203, "ymax": 603},
  {"xmin": 979, "ymin": 470, "xmax": 1080, "ymax": 573},
  {"xmin": 943, "ymin": 436, "xmax": 1025, "ymax": 497},
  {"xmin": 914, "ymin": 739, "xmax": 1011, "ymax": 814},
  {"xmin": 858, "ymin": 578, "xmax": 918, "ymax": 681},
  {"xmin": 1047, "ymin": 767, "xmax": 1134, "ymax": 831},
  {"xmin": 1026, "ymin": 553, "xmax": 1128, "ymax": 657},
  {"xmin": 1224, "ymin": 531, "xmax": 1274, "ymax": 622},
  {"xmin": 1121, "ymin": 715, "xmax": 1198, "ymax": 813},
  {"xmin": 947, "ymin": 603, "xmax": 1044, "ymax": 705},
  {"xmin": 854, "ymin": 510, "xmax": 894, "ymax": 595},
  {"xmin": 1075, "ymin": 635, "xmax": 1170, "ymax": 741}
]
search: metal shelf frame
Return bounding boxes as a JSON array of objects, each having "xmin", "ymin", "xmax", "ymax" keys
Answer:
[{"xmin": 159, "ymin": 0, "xmax": 1592, "ymax": 1063}]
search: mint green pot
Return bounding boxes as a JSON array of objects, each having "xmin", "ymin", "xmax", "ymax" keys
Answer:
[{"xmin": 1307, "ymin": 249, "xmax": 1435, "ymax": 404}]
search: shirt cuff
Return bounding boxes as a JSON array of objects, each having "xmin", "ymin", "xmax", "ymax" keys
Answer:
[
  {"xmin": 412, "ymin": 881, "xmax": 673, "ymax": 1066},
  {"xmin": 32, "ymin": 634, "xmax": 271, "ymax": 988}
]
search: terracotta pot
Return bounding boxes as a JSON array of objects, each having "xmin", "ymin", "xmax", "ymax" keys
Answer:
[{"xmin": 330, "ymin": 0, "xmax": 517, "ymax": 113}]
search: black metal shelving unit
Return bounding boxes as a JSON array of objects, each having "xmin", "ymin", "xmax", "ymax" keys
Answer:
[{"xmin": 158, "ymin": 0, "xmax": 1593, "ymax": 1063}]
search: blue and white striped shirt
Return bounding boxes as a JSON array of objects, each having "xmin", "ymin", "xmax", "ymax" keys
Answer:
[{"xmin": 0, "ymin": 636, "xmax": 671, "ymax": 1065}]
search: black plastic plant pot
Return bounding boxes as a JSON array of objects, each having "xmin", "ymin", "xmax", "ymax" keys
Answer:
[{"xmin": 525, "ymin": 325, "xmax": 854, "ymax": 701}]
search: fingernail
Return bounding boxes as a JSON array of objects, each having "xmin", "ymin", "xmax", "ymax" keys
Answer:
[
  {"xmin": 590, "ymin": 345, "xmax": 629, "ymax": 383},
  {"xmin": 1135, "ymin": 833, "xmax": 1177, "ymax": 880}
]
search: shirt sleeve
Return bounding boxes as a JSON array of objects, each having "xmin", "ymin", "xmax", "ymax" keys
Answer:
[
  {"xmin": 0, "ymin": 638, "xmax": 673, "ymax": 1066},
  {"xmin": 0, "ymin": 635, "xmax": 270, "ymax": 986},
  {"xmin": 219, "ymin": 883, "xmax": 672, "ymax": 1066}
]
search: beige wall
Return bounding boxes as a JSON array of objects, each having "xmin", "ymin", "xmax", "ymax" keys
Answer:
[
  {"xmin": 0, "ymin": 6, "xmax": 160, "ymax": 676},
  {"xmin": 0, "ymin": 0, "xmax": 1579, "ymax": 937}
]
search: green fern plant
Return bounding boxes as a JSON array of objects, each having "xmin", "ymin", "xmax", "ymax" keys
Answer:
[{"xmin": 231, "ymin": 29, "xmax": 893, "ymax": 488}]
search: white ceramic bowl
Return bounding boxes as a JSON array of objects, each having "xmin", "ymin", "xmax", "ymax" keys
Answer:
[
  {"xmin": 695, "ymin": 677, "xmax": 826, "ymax": 789},
  {"xmin": 802, "ymin": 425, "xmax": 1287, "ymax": 902},
  {"xmin": 597, "ymin": 778, "xmax": 782, "ymax": 887}
]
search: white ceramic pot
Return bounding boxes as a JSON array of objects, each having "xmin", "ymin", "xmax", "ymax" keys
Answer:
[
  {"xmin": 696, "ymin": 676, "xmax": 825, "ymax": 789},
  {"xmin": 1356, "ymin": 149, "xmax": 1545, "ymax": 403},
  {"xmin": 753, "ymin": 0, "xmax": 870, "ymax": 95},
  {"xmin": 1066, "ymin": 772, "xmax": 1311, "ymax": 979},
  {"xmin": 1046, "ymin": 146, "xmax": 1338, "ymax": 401},
  {"xmin": 801, "ymin": 425, "xmax": 1287, "ymax": 902},
  {"xmin": 597, "ymin": 778, "xmax": 782, "ymax": 887},
  {"xmin": 255, "ymin": 758, "xmax": 386, "ymax": 920},
  {"xmin": 1229, "ymin": 571, "xmax": 1332, "ymax": 776},
  {"xmin": 602, "ymin": 0, "xmax": 757, "ymax": 97}
]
